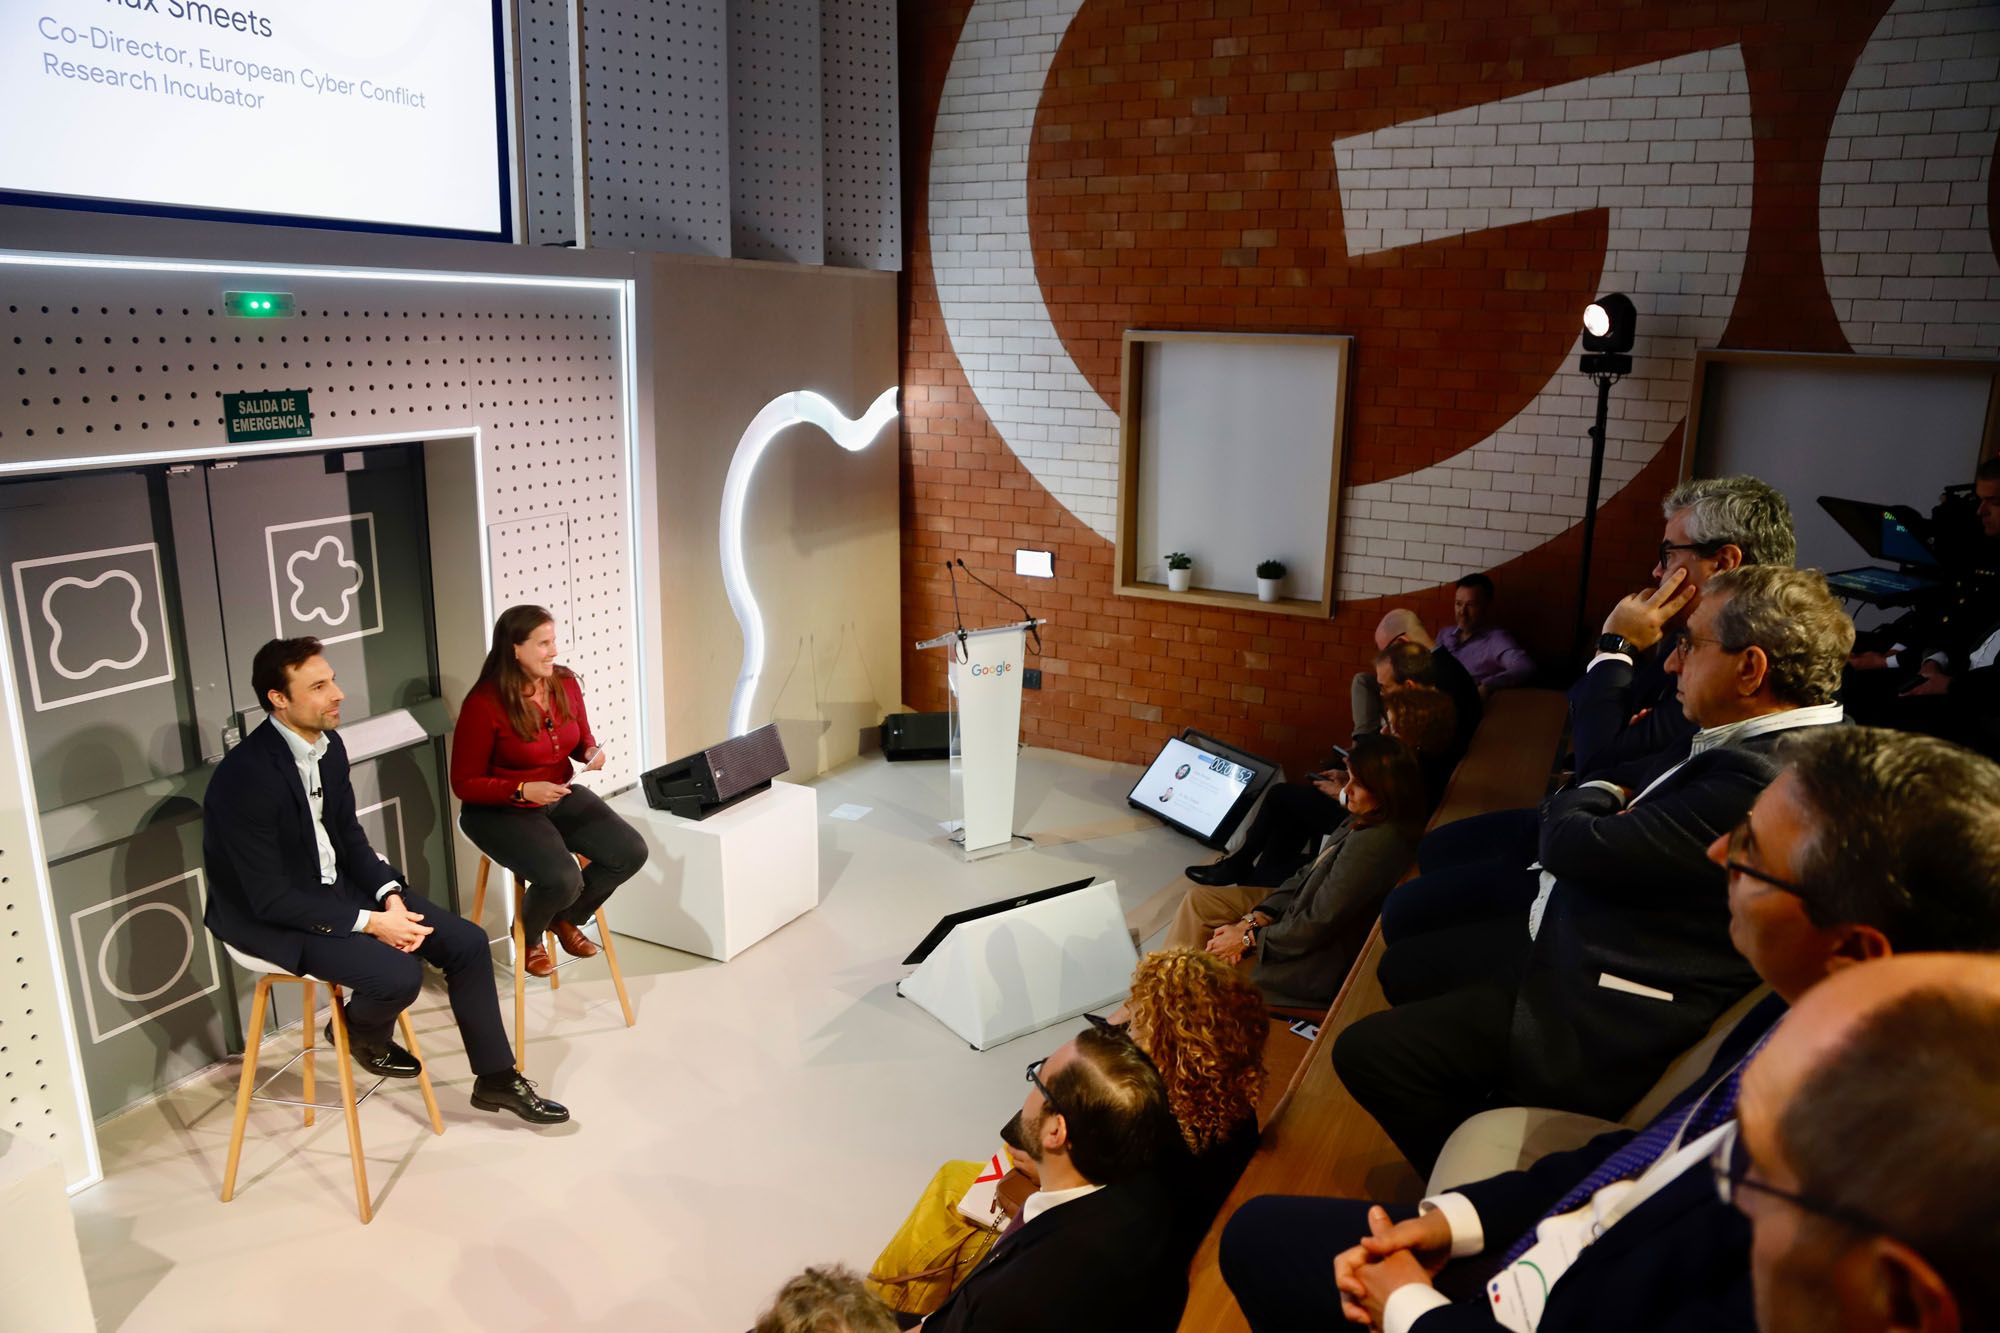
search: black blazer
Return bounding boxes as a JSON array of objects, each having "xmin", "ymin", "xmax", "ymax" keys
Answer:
[
  {"xmin": 924, "ymin": 1174, "xmax": 1187, "ymax": 1333},
  {"xmin": 1567, "ymin": 652, "xmax": 1697, "ymax": 780},
  {"xmin": 1507, "ymin": 726, "xmax": 1822, "ymax": 1116},
  {"xmin": 1413, "ymin": 995, "xmax": 1785, "ymax": 1333},
  {"xmin": 1432, "ymin": 647, "xmax": 1485, "ymax": 757},
  {"xmin": 202, "ymin": 719, "xmax": 402, "ymax": 972}
]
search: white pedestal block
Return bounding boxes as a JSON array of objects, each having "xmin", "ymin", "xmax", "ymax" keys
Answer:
[
  {"xmin": 0, "ymin": 1133, "xmax": 95, "ymax": 1332},
  {"xmin": 607, "ymin": 782, "xmax": 819, "ymax": 961}
]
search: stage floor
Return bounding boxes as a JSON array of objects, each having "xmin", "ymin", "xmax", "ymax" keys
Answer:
[{"xmin": 72, "ymin": 747, "xmax": 1213, "ymax": 1331}]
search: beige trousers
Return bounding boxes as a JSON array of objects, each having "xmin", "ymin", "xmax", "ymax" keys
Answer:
[{"xmin": 1165, "ymin": 883, "xmax": 1266, "ymax": 953}]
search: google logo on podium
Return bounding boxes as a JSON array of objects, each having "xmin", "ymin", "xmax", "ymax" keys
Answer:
[{"xmin": 969, "ymin": 661, "xmax": 1015, "ymax": 678}]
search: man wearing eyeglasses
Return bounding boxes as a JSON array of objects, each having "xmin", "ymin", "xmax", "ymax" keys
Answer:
[
  {"xmin": 1218, "ymin": 726, "xmax": 2000, "ymax": 1333},
  {"xmin": 923, "ymin": 1026, "xmax": 1184, "ymax": 1332},
  {"xmin": 1339, "ymin": 565, "xmax": 1853, "ymax": 1176},
  {"xmin": 1726, "ymin": 953, "xmax": 2000, "ymax": 1333}
]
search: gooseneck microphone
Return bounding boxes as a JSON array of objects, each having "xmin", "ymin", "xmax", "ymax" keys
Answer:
[
  {"xmin": 956, "ymin": 558, "xmax": 1042, "ymax": 655},
  {"xmin": 944, "ymin": 560, "xmax": 971, "ymax": 662}
]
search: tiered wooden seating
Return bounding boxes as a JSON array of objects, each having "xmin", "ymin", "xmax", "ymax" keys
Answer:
[{"xmin": 1179, "ymin": 688, "xmax": 1572, "ymax": 1333}]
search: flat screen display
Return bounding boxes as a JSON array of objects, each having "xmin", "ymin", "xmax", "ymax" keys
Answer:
[
  {"xmin": 1128, "ymin": 731, "xmax": 1275, "ymax": 847},
  {"xmin": 1, "ymin": 0, "xmax": 511, "ymax": 239}
]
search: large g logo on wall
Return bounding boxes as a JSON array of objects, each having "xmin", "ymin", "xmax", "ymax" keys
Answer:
[
  {"xmin": 265, "ymin": 513, "xmax": 384, "ymax": 642},
  {"xmin": 930, "ymin": 3, "xmax": 1752, "ymax": 597},
  {"xmin": 9, "ymin": 542, "xmax": 176, "ymax": 711}
]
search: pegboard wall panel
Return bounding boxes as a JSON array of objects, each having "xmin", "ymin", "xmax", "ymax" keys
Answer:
[
  {"xmin": 582, "ymin": 0, "xmax": 732, "ymax": 255},
  {"xmin": 0, "ymin": 259, "xmax": 638, "ymax": 1164},
  {"xmin": 729, "ymin": 0, "xmax": 826, "ymax": 264},
  {"xmin": 820, "ymin": 0, "xmax": 901, "ymax": 270},
  {"xmin": 519, "ymin": 0, "xmax": 580, "ymax": 247}
]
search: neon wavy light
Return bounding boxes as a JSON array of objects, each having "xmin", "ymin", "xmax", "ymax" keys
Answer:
[{"xmin": 722, "ymin": 388, "xmax": 900, "ymax": 737}]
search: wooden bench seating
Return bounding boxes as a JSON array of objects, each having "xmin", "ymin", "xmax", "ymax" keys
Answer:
[{"xmin": 1177, "ymin": 688, "xmax": 1572, "ymax": 1333}]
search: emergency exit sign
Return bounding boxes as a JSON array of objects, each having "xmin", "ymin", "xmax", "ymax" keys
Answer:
[{"xmin": 222, "ymin": 390, "xmax": 313, "ymax": 443}]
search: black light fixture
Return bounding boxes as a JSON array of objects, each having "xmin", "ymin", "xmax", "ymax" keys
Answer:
[{"xmin": 1571, "ymin": 292, "xmax": 1638, "ymax": 665}]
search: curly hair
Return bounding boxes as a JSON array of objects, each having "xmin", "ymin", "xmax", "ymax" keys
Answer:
[
  {"xmin": 1383, "ymin": 685, "xmax": 1456, "ymax": 758},
  {"xmin": 1125, "ymin": 948, "xmax": 1267, "ymax": 1154}
]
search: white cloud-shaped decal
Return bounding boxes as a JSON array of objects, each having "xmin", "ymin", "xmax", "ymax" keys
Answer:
[
  {"xmin": 41, "ymin": 569, "xmax": 150, "ymax": 681},
  {"xmin": 285, "ymin": 535, "xmax": 365, "ymax": 628}
]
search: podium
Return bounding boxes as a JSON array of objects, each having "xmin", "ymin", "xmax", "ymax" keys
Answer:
[{"xmin": 916, "ymin": 620, "xmax": 1043, "ymax": 858}]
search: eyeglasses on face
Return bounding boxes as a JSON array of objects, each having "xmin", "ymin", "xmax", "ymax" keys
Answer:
[
  {"xmin": 1025, "ymin": 1056, "xmax": 1063, "ymax": 1118},
  {"xmin": 1659, "ymin": 538, "xmax": 1727, "ymax": 567},
  {"xmin": 1667, "ymin": 628, "xmax": 1730, "ymax": 660},
  {"xmin": 1710, "ymin": 1122, "xmax": 1902, "ymax": 1240},
  {"xmin": 1721, "ymin": 815, "xmax": 1809, "ymax": 898}
]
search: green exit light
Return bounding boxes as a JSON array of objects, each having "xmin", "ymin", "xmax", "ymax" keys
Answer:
[{"xmin": 224, "ymin": 291, "xmax": 296, "ymax": 318}]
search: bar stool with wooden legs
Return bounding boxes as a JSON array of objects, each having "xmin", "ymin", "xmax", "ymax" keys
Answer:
[
  {"xmin": 468, "ymin": 853, "xmax": 635, "ymax": 1069},
  {"xmin": 219, "ymin": 946, "xmax": 445, "ymax": 1224}
]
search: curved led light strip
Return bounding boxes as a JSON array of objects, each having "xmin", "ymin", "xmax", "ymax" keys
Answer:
[{"xmin": 722, "ymin": 388, "xmax": 900, "ymax": 737}]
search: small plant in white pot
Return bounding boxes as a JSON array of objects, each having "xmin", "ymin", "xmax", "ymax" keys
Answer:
[
  {"xmin": 1255, "ymin": 558, "xmax": 1286, "ymax": 603},
  {"xmin": 1165, "ymin": 552, "xmax": 1194, "ymax": 592}
]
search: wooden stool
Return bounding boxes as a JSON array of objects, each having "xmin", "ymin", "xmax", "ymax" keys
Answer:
[
  {"xmin": 469, "ymin": 853, "xmax": 635, "ymax": 1069},
  {"xmin": 219, "ymin": 959, "xmax": 445, "ymax": 1224}
]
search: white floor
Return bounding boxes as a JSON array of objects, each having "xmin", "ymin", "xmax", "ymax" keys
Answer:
[{"xmin": 72, "ymin": 748, "xmax": 1202, "ymax": 1332}]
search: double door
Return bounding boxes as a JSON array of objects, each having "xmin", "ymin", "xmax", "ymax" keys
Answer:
[{"xmin": 0, "ymin": 446, "xmax": 453, "ymax": 1118}]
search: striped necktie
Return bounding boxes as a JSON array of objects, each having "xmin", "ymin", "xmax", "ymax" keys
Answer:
[{"xmin": 1497, "ymin": 1028, "xmax": 1772, "ymax": 1266}]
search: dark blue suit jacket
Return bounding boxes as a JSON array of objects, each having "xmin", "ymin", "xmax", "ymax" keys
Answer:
[
  {"xmin": 1568, "ymin": 651, "xmax": 1697, "ymax": 779},
  {"xmin": 1412, "ymin": 993, "xmax": 1785, "ymax": 1332},
  {"xmin": 202, "ymin": 718, "xmax": 401, "ymax": 972}
]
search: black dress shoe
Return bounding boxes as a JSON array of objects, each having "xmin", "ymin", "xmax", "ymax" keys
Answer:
[
  {"xmin": 471, "ymin": 1071, "xmax": 571, "ymax": 1125},
  {"xmin": 324, "ymin": 1022, "xmax": 422, "ymax": 1079},
  {"xmin": 1185, "ymin": 856, "xmax": 1251, "ymax": 887}
]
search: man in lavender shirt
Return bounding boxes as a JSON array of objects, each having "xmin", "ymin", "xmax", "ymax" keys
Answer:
[{"xmin": 1436, "ymin": 574, "xmax": 1536, "ymax": 699}]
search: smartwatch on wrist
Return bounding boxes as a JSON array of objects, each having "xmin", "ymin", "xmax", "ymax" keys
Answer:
[{"xmin": 1596, "ymin": 632, "xmax": 1632, "ymax": 656}]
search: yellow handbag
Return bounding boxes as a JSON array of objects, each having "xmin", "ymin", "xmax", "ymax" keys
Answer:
[{"xmin": 866, "ymin": 1159, "xmax": 1006, "ymax": 1316}]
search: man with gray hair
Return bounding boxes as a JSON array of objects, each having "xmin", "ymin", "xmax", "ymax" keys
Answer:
[
  {"xmin": 1574, "ymin": 475, "xmax": 1797, "ymax": 777},
  {"xmin": 1340, "ymin": 565, "xmax": 1853, "ymax": 1172}
]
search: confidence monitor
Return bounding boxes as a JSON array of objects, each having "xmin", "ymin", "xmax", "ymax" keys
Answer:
[
  {"xmin": 641, "ymin": 723, "xmax": 789, "ymax": 821},
  {"xmin": 898, "ymin": 877, "xmax": 1138, "ymax": 1050},
  {"xmin": 1128, "ymin": 730, "xmax": 1277, "ymax": 849}
]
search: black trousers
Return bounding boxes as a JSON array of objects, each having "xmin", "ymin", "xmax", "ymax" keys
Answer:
[
  {"xmin": 1220, "ymin": 1195, "xmax": 1496, "ymax": 1333},
  {"xmin": 1230, "ymin": 780, "xmax": 1348, "ymax": 887},
  {"xmin": 1417, "ymin": 806, "xmax": 1539, "ymax": 875},
  {"xmin": 294, "ymin": 889, "xmax": 513, "ymax": 1077},
  {"xmin": 459, "ymin": 786, "xmax": 650, "ymax": 942}
]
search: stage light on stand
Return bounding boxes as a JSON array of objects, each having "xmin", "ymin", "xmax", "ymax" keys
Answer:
[{"xmin": 1571, "ymin": 292, "xmax": 1637, "ymax": 665}]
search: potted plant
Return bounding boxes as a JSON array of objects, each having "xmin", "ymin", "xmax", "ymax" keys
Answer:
[
  {"xmin": 1164, "ymin": 552, "xmax": 1194, "ymax": 592},
  {"xmin": 1255, "ymin": 558, "xmax": 1286, "ymax": 603}
]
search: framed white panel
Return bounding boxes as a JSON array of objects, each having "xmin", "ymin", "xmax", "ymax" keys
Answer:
[
  {"xmin": 730, "ymin": 0, "xmax": 826, "ymax": 264},
  {"xmin": 821, "ymin": 0, "xmax": 901, "ymax": 270},
  {"xmin": 66, "ymin": 870, "xmax": 220, "ymax": 1046}
]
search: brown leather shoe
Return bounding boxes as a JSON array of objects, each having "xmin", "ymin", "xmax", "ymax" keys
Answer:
[
  {"xmin": 522, "ymin": 940, "xmax": 555, "ymax": 977},
  {"xmin": 551, "ymin": 918, "xmax": 599, "ymax": 959}
]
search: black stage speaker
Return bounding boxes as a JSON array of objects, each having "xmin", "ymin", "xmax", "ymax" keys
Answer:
[
  {"xmin": 882, "ymin": 711, "xmax": 950, "ymax": 761},
  {"xmin": 641, "ymin": 723, "xmax": 789, "ymax": 820}
]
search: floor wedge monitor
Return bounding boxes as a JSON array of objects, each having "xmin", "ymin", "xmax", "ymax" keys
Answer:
[{"xmin": 641, "ymin": 723, "xmax": 789, "ymax": 821}]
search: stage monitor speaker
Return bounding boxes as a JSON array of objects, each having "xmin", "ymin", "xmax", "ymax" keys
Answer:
[
  {"xmin": 882, "ymin": 711, "xmax": 950, "ymax": 761},
  {"xmin": 897, "ymin": 878, "xmax": 1137, "ymax": 1050},
  {"xmin": 641, "ymin": 723, "xmax": 789, "ymax": 820}
]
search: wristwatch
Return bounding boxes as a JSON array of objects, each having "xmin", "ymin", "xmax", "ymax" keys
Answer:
[
  {"xmin": 1597, "ymin": 632, "xmax": 1632, "ymax": 656},
  {"xmin": 513, "ymin": 782, "xmax": 528, "ymax": 805}
]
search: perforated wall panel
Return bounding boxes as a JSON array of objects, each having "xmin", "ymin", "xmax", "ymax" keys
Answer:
[
  {"xmin": 582, "ymin": 0, "xmax": 732, "ymax": 255},
  {"xmin": 0, "ymin": 257, "xmax": 638, "ymax": 1169},
  {"xmin": 519, "ymin": 0, "xmax": 581, "ymax": 247},
  {"xmin": 820, "ymin": 0, "xmax": 901, "ymax": 270},
  {"xmin": 729, "ymin": 0, "xmax": 826, "ymax": 264}
]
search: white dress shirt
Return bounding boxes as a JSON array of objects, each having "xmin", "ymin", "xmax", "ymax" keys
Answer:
[
  {"xmin": 268, "ymin": 718, "xmax": 401, "ymax": 932},
  {"xmin": 1018, "ymin": 1181, "xmax": 1103, "ymax": 1226}
]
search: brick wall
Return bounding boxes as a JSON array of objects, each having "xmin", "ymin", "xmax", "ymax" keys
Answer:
[{"xmin": 900, "ymin": 0, "xmax": 2000, "ymax": 775}]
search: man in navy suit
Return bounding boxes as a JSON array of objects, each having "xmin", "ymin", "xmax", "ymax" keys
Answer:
[
  {"xmin": 1218, "ymin": 726, "xmax": 2000, "ymax": 1333},
  {"xmin": 203, "ymin": 637, "xmax": 568, "ymax": 1123},
  {"xmin": 1340, "ymin": 567, "xmax": 1856, "ymax": 1172}
]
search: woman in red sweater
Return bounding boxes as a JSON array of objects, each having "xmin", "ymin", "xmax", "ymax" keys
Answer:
[{"xmin": 453, "ymin": 605, "xmax": 648, "ymax": 977}]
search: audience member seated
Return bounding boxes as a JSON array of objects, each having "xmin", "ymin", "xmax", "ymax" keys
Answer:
[
  {"xmin": 203, "ymin": 637, "xmax": 568, "ymax": 1124},
  {"xmin": 1354, "ymin": 613, "xmax": 1483, "ymax": 756},
  {"xmin": 1573, "ymin": 475, "xmax": 1797, "ymax": 779},
  {"xmin": 922, "ymin": 1027, "xmax": 1185, "ymax": 1332},
  {"xmin": 755, "ymin": 1266, "xmax": 898, "ymax": 1333},
  {"xmin": 1218, "ymin": 725, "xmax": 2000, "ymax": 1333},
  {"xmin": 1168, "ymin": 737, "xmax": 1426, "ymax": 1010},
  {"xmin": 1729, "ymin": 954, "xmax": 2000, "ymax": 1333},
  {"xmin": 1383, "ymin": 685, "xmax": 1459, "ymax": 812},
  {"xmin": 1436, "ymin": 574, "xmax": 1536, "ymax": 699},
  {"xmin": 1847, "ymin": 458, "xmax": 2000, "ymax": 759},
  {"xmin": 1337, "ymin": 566, "xmax": 1853, "ymax": 1173}
]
